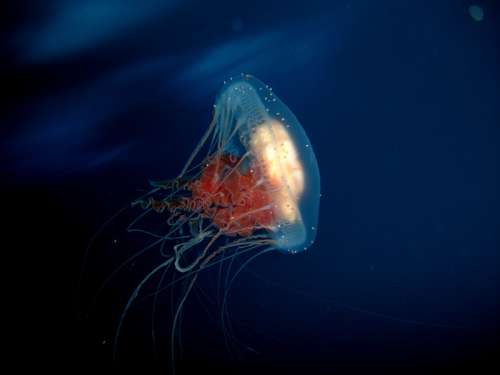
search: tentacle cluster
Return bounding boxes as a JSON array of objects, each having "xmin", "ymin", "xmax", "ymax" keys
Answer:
[{"xmin": 134, "ymin": 153, "xmax": 276, "ymax": 238}]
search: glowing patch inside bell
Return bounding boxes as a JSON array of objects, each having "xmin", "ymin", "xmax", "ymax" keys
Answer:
[{"xmin": 249, "ymin": 119, "xmax": 304, "ymax": 223}]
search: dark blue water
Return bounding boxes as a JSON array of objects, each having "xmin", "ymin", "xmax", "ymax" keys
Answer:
[{"xmin": 3, "ymin": 1, "xmax": 498, "ymax": 373}]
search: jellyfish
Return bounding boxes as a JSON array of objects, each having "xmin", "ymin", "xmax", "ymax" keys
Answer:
[{"xmin": 81, "ymin": 74, "xmax": 320, "ymax": 369}]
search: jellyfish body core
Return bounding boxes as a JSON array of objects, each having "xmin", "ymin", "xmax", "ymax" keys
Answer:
[{"xmin": 141, "ymin": 75, "xmax": 320, "ymax": 254}]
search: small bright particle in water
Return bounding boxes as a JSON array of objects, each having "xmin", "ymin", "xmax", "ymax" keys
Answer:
[{"xmin": 468, "ymin": 4, "xmax": 484, "ymax": 22}]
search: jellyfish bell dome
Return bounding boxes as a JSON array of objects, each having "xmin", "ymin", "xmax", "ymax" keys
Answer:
[{"xmin": 213, "ymin": 74, "xmax": 320, "ymax": 254}]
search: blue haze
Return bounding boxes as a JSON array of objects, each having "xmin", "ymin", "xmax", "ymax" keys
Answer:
[{"xmin": 2, "ymin": 0, "xmax": 498, "ymax": 373}]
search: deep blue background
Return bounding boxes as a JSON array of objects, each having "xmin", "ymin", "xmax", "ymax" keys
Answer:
[{"xmin": 2, "ymin": 1, "xmax": 498, "ymax": 373}]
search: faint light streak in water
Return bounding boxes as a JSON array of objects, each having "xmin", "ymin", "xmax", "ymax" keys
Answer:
[
  {"xmin": 174, "ymin": 18, "xmax": 338, "ymax": 100},
  {"xmin": 3, "ymin": 102, "xmax": 134, "ymax": 176},
  {"xmin": 5, "ymin": 10, "xmax": 344, "ymax": 179},
  {"xmin": 14, "ymin": 0, "xmax": 178, "ymax": 62},
  {"xmin": 3, "ymin": 57, "xmax": 178, "ymax": 177}
]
